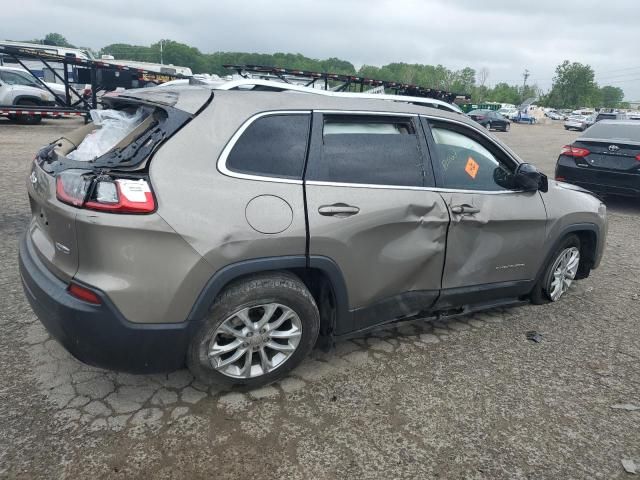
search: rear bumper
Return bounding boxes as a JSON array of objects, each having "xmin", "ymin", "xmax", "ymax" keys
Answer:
[
  {"xmin": 556, "ymin": 161, "xmax": 640, "ymax": 197},
  {"xmin": 19, "ymin": 233, "xmax": 191, "ymax": 373}
]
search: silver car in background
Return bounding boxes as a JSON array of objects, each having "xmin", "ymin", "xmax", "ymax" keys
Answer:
[{"xmin": 565, "ymin": 114, "xmax": 595, "ymax": 131}]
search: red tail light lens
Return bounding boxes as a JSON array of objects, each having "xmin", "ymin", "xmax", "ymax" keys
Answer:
[
  {"xmin": 68, "ymin": 283, "xmax": 102, "ymax": 305},
  {"xmin": 56, "ymin": 169, "xmax": 92, "ymax": 206},
  {"xmin": 56, "ymin": 171, "xmax": 155, "ymax": 214},
  {"xmin": 560, "ymin": 145, "xmax": 590, "ymax": 157},
  {"xmin": 636, "ymin": 153, "xmax": 640, "ymax": 161}
]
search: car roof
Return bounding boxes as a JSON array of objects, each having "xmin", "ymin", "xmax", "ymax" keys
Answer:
[
  {"xmin": 597, "ymin": 120, "xmax": 640, "ymax": 126},
  {"xmin": 204, "ymin": 88, "xmax": 468, "ymax": 122},
  {"xmin": 0, "ymin": 66, "xmax": 31, "ymax": 73},
  {"xmin": 211, "ymin": 79, "xmax": 463, "ymax": 113}
]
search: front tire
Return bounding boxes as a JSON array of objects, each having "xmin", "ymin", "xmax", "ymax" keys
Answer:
[
  {"xmin": 503, "ymin": 123, "xmax": 510, "ymax": 132},
  {"xmin": 15, "ymin": 100, "xmax": 42, "ymax": 125},
  {"xmin": 486, "ymin": 122, "xmax": 491, "ymax": 130},
  {"xmin": 187, "ymin": 272, "xmax": 320, "ymax": 389},
  {"xmin": 531, "ymin": 235, "xmax": 581, "ymax": 304}
]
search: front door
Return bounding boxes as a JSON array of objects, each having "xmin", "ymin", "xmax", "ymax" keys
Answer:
[
  {"xmin": 305, "ymin": 112, "xmax": 450, "ymax": 333},
  {"xmin": 422, "ymin": 117, "xmax": 547, "ymax": 306}
]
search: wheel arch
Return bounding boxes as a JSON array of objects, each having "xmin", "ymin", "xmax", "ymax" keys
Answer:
[
  {"xmin": 536, "ymin": 223, "xmax": 600, "ymax": 282},
  {"xmin": 186, "ymin": 255, "xmax": 351, "ymax": 337},
  {"xmin": 12, "ymin": 95, "xmax": 43, "ymax": 105}
]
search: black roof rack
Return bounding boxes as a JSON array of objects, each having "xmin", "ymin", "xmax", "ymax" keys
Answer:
[{"xmin": 223, "ymin": 64, "xmax": 470, "ymax": 103}]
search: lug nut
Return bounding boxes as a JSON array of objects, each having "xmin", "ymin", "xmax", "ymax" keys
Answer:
[{"xmin": 246, "ymin": 332, "xmax": 253, "ymax": 337}]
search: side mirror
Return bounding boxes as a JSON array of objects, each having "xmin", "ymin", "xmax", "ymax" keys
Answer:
[{"xmin": 513, "ymin": 163, "xmax": 548, "ymax": 192}]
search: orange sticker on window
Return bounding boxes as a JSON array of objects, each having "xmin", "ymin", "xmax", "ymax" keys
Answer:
[{"xmin": 465, "ymin": 156, "xmax": 479, "ymax": 179}]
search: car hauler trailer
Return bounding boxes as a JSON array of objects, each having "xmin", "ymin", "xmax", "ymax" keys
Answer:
[
  {"xmin": 223, "ymin": 64, "xmax": 470, "ymax": 103},
  {"xmin": 0, "ymin": 43, "xmax": 188, "ymax": 123}
]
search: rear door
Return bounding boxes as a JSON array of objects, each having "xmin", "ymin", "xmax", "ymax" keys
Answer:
[
  {"xmin": 422, "ymin": 117, "xmax": 547, "ymax": 306},
  {"xmin": 304, "ymin": 111, "xmax": 449, "ymax": 333}
]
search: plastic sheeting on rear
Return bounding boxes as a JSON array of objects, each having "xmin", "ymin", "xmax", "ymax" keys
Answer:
[{"xmin": 67, "ymin": 108, "xmax": 150, "ymax": 161}]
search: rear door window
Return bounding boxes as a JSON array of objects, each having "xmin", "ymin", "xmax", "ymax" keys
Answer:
[
  {"xmin": 306, "ymin": 114, "xmax": 428, "ymax": 187},
  {"xmin": 226, "ymin": 113, "xmax": 310, "ymax": 180}
]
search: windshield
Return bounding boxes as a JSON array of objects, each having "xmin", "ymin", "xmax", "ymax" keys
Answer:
[{"xmin": 583, "ymin": 122, "xmax": 640, "ymax": 142}]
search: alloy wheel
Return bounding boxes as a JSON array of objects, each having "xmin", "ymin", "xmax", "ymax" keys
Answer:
[
  {"xmin": 547, "ymin": 247, "xmax": 580, "ymax": 301},
  {"xmin": 207, "ymin": 303, "xmax": 303, "ymax": 378}
]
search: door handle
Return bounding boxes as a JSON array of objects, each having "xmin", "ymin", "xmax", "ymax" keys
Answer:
[
  {"xmin": 318, "ymin": 204, "xmax": 360, "ymax": 217},
  {"xmin": 450, "ymin": 204, "xmax": 480, "ymax": 215}
]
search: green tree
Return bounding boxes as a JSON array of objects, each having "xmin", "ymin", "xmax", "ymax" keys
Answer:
[
  {"xmin": 544, "ymin": 61, "xmax": 599, "ymax": 109},
  {"xmin": 42, "ymin": 33, "xmax": 75, "ymax": 47},
  {"xmin": 599, "ymin": 85, "xmax": 625, "ymax": 108}
]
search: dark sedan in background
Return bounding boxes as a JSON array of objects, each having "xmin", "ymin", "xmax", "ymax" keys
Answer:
[
  {"xmin": 467, "ymin": 109, "xmax": 511, "ymax": 131},
  {"xmin": 555, "ymin": 120, "xmax": 640, "ymax": 197}
]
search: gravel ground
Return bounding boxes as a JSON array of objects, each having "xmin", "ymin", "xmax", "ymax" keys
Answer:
[{"xmin": 0, "ymin": 118, "xmax": 639, "ymax": 479}]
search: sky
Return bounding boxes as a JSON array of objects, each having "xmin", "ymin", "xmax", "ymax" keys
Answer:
[{"xmin": 5, "ymin": 0, "xmax": 640, "ymax": 100}]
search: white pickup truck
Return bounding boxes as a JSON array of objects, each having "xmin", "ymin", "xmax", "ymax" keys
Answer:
[{"xmin": 0, "ymin": 66, "xmax": 56, "ymax": 124}]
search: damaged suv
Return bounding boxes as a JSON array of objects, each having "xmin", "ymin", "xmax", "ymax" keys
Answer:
[{"xmin": 20, "ymin": 86, "xmax": 607, "ymax": 388}]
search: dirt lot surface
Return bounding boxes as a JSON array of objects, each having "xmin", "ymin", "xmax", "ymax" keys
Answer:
[{"xmin": 1, "ymin": 118, "xmax": 639, "ymax": 479}]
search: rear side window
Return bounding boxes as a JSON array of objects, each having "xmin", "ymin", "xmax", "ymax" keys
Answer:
[
  {"xmin": 584, "ymin": 122, "xmax": 640, "ymax": 142},
  {"xmin": 306, "ymin": 114, "xmax": 426, "ymax": 187},
  {"xmin": 226, "ymin": 113, "xmax": 310, "ymax": 180}
]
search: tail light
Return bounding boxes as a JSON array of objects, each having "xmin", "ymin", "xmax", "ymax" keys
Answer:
[
  {"xmin": 636, "ymin": 153, "xmax": 640, "ymax": 161},
  {"xmin": 56, "ymin": 170, "xmax": 155, "ymax": 213},
  {"xmin": 68, "ymin": 282, "xmax": 102, "ymax": 305},
  {"xmin": 560, "ymin": 145, "xmax": 590, "ymax": 157}
]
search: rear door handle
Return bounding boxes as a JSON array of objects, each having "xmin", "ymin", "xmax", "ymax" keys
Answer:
[
  {"xmin": 318, "ymin": 204, "xmax": 360, "ymax": 217},
  {"xmin": 450, "ymin": 204, "xmax": 480, "ymax": 215}
]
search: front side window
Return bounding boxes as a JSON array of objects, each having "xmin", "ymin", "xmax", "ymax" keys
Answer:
[
  {"xmin": 1, "ymin": 71, "xmax": 40, "ymax": 88},
  {"xmin": 225, "ymin": 113, "xmax": 310, "ymax": 180},
  {"xmin": 306, "ymin": 114, "xmax": 426, "ymax": 187},
  {"xmin": 429, "ymin": 123, "xmax": 516, "ymax": 191}
]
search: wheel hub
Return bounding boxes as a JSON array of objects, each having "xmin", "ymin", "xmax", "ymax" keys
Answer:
[
  {"xmin": 207, "ymin": 303, "xmax": 303, "ymax": 379},
  {"xmin": 548, "ymin": 246, "xmax": 580, "ymax": 301}
]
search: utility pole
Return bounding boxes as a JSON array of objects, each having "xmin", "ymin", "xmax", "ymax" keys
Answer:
[
  {"xmin": 160, "ymin": 40, "xmax": 163, "ymax": 65},
  {"xmin": 522, "ymin": 69, "xmax": 530, "ymax": 101}
]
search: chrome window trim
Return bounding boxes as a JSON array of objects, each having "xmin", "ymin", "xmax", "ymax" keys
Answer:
[
  {"xmin": 217, "ymin": 110, "xmax": 312, "ymax": 185},
  {"xmin": 217, "ymin": 109, "xmax": 527, "ymax": 195},
  {"xmin": 305, "ymin": 180, "xmax": 523, "ymax": 195}
]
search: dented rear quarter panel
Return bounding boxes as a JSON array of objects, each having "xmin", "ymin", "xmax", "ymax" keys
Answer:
[{"xmin": 149, "ymin": 92, "xmax": 308, "ymax": 282}]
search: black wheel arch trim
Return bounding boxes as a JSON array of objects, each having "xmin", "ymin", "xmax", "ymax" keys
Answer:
[
  {"xmin": 186, "ymin": 255, "xmax": 352, "ymax": 333},
  {"xmin": 535, "ymin": 222, "xmax": 600, "ymax": 282}
]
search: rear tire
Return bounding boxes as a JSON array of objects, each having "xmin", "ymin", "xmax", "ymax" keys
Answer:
[
  {"xmin": 531, "ymin": 235, "xmax": 581, "ymax": 304},
  {"xmin": 187, "ymin": 272, "xmax": 320, "ymax": 389},
  {"xmin": 486, "ymin": 122, "xmax": 491, "ymax": 130}
]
